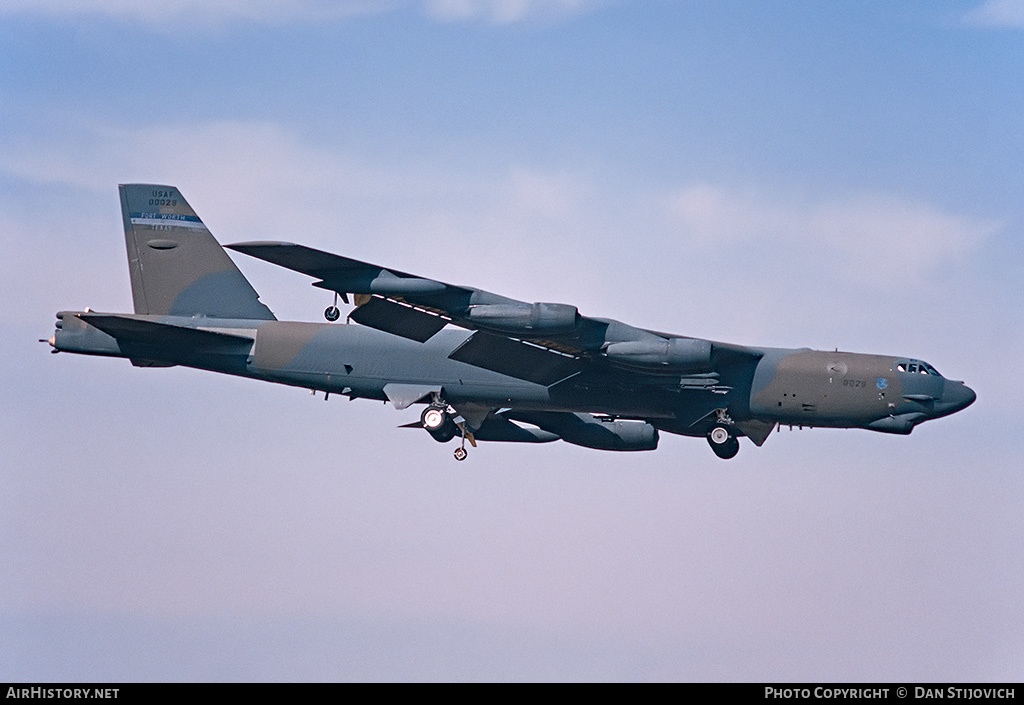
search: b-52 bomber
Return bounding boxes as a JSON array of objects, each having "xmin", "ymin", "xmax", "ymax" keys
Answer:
[{"xmin": 46, "ymin": 185, "xmax": 975, "ymax": 461}]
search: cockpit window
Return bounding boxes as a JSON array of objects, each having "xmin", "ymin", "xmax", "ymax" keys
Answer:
[{"xmin": 896, "ymin": 360, "xmax": 940, "ymax": 376}]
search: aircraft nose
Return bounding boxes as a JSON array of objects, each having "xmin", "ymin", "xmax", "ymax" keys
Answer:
[{"xmin": 939, "ymin": 381, "xmax": 976, "ymax": 416}]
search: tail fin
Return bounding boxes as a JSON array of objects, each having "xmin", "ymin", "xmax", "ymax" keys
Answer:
[{"xmin": 119, "ymin": 184, "xmax": 276, "ymax": 320}]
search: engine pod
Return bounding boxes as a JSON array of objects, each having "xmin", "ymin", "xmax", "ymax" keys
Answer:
[
  {"xmin": 604, "ymin": 337, "xmax": 713, "ymax": 373},
  {"xmin": 467, "ymin": 302, "xmax": 579, "ymax": 336}
]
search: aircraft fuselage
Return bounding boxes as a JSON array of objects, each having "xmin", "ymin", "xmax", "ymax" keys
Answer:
[{"xmin": 52, "ymin": 311, "xmax": 975, "ymax": 442}]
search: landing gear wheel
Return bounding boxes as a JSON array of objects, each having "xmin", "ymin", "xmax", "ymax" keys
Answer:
[
  {"xmin": 709, "ymin": 425, "xmax": 731, "ymax": 446},
  {"xmin": 454, "ymin": 447, "xmax": 468, "ymax": 462},
  {"xmin": 711, "ymin": 437, "xmax": 740, "ymax": 459},
  {"xmin": 707, "ymin": 424, "xmax": 740, "ymax": 460},
  {"xmin": 422, "ymin": 406, "xmax": 447, "ymax": 431},
  {"xmin": 422, "ymin": 405, "xmax": 457, "ymax": 443},
  {"xmin": 324, "ymin": 306, "xmax": 341, "ymax": 322}
]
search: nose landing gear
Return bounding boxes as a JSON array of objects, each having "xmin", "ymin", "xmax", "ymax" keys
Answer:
[{"xmin": 707, "ymin": 423, "xmax": 740, "ymax": 459}]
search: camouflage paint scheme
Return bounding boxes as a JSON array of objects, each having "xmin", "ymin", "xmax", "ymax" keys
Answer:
[{"xmin": 48, "ymin": 185, "xmax": 975, "ymax": 460}]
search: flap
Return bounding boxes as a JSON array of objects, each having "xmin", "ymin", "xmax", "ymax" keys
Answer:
[
  {"xmin": 448, "ymin": 331, "xmax": 583, "ymax": 386},
  {"xmin": 349, "ymin": 296, "xmax": 449, "ymax": 342}
]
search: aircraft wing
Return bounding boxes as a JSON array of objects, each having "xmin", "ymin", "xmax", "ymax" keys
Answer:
[{"xmin": 227, "ymin": 241, "xmax": 756, "ymax": 386}]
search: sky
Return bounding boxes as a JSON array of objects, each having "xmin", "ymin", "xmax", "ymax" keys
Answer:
[{"xmin": 2, "ymin": 0, "xmax": 1023, "ymax": 682}]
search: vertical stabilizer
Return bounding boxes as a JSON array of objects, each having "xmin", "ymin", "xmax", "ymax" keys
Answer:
[{"xmin": 120, "ymin": 184, "xmax": 276, "ymax": 320}]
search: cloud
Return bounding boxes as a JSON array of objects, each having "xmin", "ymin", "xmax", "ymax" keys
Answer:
[
  {"xmin": 424, "ymin": 0, "xmax": 601, "ymax": 25},
  {"xmin": 666, "ymin": 182, "xmax": 1000, "ymax": 289},
  {"xmin": 0, "ymin": 0, "xmax": 603, "ymax": 26},
  {"xmin": 0, "ymin": 0, "xmax": 387, "ymax": 24},
  {"xmin": 963, "ymin": 0, "xmax": 1024, "ymax": 28}
]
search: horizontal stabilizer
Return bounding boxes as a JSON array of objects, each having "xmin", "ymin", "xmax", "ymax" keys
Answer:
[{"xmin": 79, "ymin": 314, "xmax": 253, "ymax": 351}]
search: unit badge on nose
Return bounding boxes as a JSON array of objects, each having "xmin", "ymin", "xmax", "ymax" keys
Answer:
[{"xmin": 877, "ymin": 378, "xmax": 889, "ymax": 390}]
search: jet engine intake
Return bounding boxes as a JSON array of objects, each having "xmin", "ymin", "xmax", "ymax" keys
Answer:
[{"xmin": 467, "ymin": 302, "xmax": 579, "ymax": 335}]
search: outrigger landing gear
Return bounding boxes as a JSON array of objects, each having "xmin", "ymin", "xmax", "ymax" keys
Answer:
[
  {"xmin": 324, "ymin": 292, "xmax": 341, "ymax": 322},
  {"xmin": 454, "ymin": 446, "xmax": 468, "ymax": 462},
  {"xmin": 707, "ymin": 423, "xmax": 740, "ymax": 459}
]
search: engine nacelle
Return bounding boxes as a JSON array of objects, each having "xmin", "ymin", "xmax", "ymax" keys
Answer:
[
  {"xmin": 604, "ymin": 337, "xmax": 712, "ymax": 373},
  {"xmin": 510, "ymin": 411, "xmax": 658, "ymax": 451},
  {"xmin": 467, "ymin": 302, "xmax": 579, "ymax": 336},
  {"xmin": 559, "ymin": 416, "xmax": 659, "ymax": 451},
  {"xmin": 473, "ymin": 416, "xmax": 560, "ymax": 443}
]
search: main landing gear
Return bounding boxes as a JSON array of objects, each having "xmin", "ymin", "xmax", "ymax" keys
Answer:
[
  {"xmin": 421, "ymin": 405, "xmax": 457, "ymax": 443},
  {"xmin": 707, "ymin": 423, "xmax": 740, "ymax": 460},
  {"xmin": 420, "ymin": 402, "xmax": 472, "ymax": 461}
]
